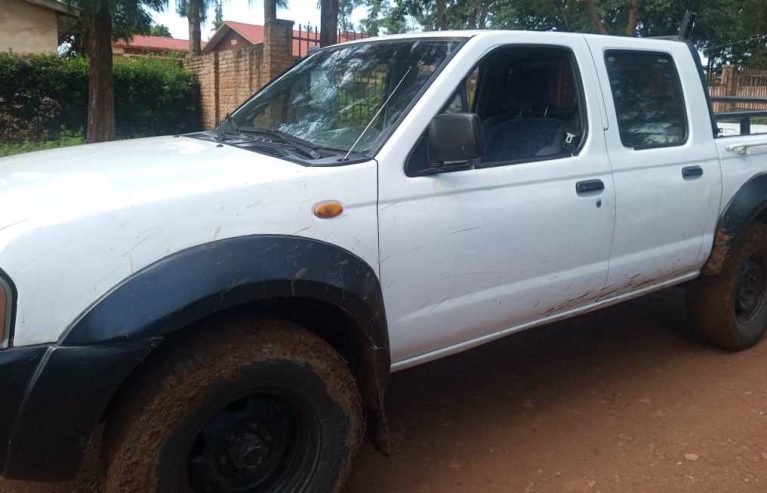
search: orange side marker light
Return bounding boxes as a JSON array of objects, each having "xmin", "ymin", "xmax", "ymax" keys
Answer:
[{"xmin": 313, "ymin": 201, "xmax": 344, "ymax": 219}]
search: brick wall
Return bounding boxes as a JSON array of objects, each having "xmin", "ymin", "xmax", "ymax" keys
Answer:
[{"xmin": 183, "ymin": 19, "xmax": 295, "ymax": 129}]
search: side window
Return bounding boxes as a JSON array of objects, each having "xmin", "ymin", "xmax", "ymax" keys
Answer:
[
  {"xmin": 406, "ymin": 46, "xmax": 587, "ymax": 176},
  {"xmin": 604, "ymin": 51, "xmax": 688, "ymax": 149}
]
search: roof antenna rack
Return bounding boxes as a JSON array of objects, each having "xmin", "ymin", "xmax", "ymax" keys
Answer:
[
  {"xmin": 651, "ymin": 10, "xmax": 696, "ymax": 41},
  {"xmin": 678, "ymin": 10, "xmax": 696, "ymax": 40}
]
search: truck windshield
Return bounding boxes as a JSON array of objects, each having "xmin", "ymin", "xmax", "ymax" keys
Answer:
[{"xmin": 224, "ymin": 38, "xmax": 463, "ymax": 159}]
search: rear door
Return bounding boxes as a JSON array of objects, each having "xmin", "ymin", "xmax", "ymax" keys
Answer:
[{"xmin": 586, "ymin": 37, "xmax": 722, "ymax": 297}]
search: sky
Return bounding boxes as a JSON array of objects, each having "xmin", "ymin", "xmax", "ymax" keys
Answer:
[{"xmin": 151, "ymin": 0, "xmax": 368, "ymax": 41}]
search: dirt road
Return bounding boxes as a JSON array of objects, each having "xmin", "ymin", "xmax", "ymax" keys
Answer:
[{"xmin": 4, "ymin": 288, "xmax": 767, "ymax": 492}]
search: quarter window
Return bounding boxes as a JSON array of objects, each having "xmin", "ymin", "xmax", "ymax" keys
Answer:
[{"xmin": 604, "ymin": 51, "xmax": 688, "ymax": 149}]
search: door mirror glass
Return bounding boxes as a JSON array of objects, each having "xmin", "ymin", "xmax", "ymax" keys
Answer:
[{"xmin": 427, "ymin": 112, "xmax": 484, "ymax": 167}]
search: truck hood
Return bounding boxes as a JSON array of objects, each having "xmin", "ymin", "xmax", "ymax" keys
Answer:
[{"xmin": 0, "ymin": 136, "xmax": 305, "ymax": 231}]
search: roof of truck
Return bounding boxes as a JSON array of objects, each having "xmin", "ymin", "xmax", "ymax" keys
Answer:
[{"xmin": 335, "ymin": 29, "xmax": 684, "ymax": 47}]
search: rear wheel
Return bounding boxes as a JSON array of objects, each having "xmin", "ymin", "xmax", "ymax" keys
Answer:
[
  {"xmin": 688, "ymin": 223, "xmax": 767, "ymax": 350},
  {"xmin": 102, "ymin": 317, "xmax": 363, "ymax": 493}
]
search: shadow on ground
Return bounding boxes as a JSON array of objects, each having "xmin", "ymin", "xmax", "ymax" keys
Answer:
[{"xmin": 347, "ymin": 288, "xmax": 767, "ymax": 492}]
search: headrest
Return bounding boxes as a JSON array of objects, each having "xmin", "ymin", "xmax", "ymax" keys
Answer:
[{"xmin": 508, "ymin": 68, "xmax": 551, "ymax": 116}]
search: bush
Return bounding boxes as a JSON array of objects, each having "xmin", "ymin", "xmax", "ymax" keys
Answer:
[
  {"xmin": 0, "ymin": 53, "xmax": 200, "ymax": 143},
  {"xmin": 0, "ymin": 129, "xmax": 85, "ymax": 157}
]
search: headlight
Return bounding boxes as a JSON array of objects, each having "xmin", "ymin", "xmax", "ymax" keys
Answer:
[{"xmin": 0, "ymin": 276, "xmax": 12, "ymax": 348}]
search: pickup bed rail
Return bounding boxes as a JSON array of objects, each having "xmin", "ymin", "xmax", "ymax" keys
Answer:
[{"xmin": 711, "ymin": 96, "xmax": 767, "ymax": 136}]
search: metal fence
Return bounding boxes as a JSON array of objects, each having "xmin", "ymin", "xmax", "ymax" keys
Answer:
[
  {"xmin": 708, "ymin": 66, "xmax": 767, "ymax": 112},
  {"xmin": 292, "ymin": 24, "xmax": 368, "ymax": 58}
]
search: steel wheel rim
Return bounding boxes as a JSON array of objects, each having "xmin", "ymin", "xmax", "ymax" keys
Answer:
[
  {"xmin": 185, "ymin": 392, "xmax": 320, "ymax": 493},
  {"xmin": 735, "ymin": 257, "xmax": 766, "ymax": 322}
]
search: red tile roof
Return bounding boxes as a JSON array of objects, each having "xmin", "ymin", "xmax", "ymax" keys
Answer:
[
  {"xmin": 224, "ymin": 21, "xmax": 266, "ymax": 45},
  {"xmin": 113, "ymin": 35, "xmax": 198, "ymax": 52},
  {"xmin": 207, "ymin": 21, "xmax": 366, "ymax": 57}
]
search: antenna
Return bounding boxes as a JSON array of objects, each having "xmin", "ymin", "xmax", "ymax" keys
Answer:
[{"xmin": 342, "ymin": 66, "xmax": 413, "ymax": 161}]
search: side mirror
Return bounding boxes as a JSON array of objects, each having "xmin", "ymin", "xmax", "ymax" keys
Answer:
[{"xmin": 427, "ymin": 113, "xmax": 484, "ymax": 168}]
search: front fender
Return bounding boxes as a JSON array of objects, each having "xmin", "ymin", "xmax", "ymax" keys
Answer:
[
  {"xmin": 61, "ymin": 235, "xmax": 388, "ymax": 352},
  {"xmin": 1, "ymin": 235, "xmax": 390, "ymax": 481}
]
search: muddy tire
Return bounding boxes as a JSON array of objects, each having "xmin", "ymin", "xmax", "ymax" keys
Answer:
[
  {"xmin": 102, "ymin": 316, "xmax": 364, "ymax": 493},
  {"xmin": 689, "ymin": 223, "xmax": 767, "ymax": 350}
]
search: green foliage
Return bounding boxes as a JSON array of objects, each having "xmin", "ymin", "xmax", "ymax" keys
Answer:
[
  {"xmin": 112, "ymin": 56, "xmax": 201, "ymax": 137},
  {"xmin": 493, "ymin": 0, "xmax": 767, "ymax": 68},
  {"xmin": 0, "ymin": 53, "xmax": 200, "ymax": 144},
  {"xmin": 355, "ymin": 0, "xmax": 766, "ymax": 69},
  {"xmin": 212, "ymin": 0, "xmax": 224, "ymax": 30},
  {"xmin": 0, "ymin": 129, "xmax": 85, "ymax": 157},
  {"xmin": 358, "ymin": 0, "xmax": 410, "ymax": 34},
  {"xmin": 150, "ymin": 23, "xmax": 173, "ymax": 37},
  {"xmin": 176, "ymin": 0, "xmax": 209, "ymax": 21},
  {"xmin": 61, "ymin": 0, "xmax": 170, "ymax": 57},
  {"xmin": 72, "ymin": 0, "xmax": 166, "ymax": 41}
]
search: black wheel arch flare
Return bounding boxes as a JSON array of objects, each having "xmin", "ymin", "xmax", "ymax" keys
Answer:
[
  {"xmin": 1, "ymin": 235, "xmax": 390, "ymax": 481},
  {"xmin": 704, "ymin": 173, "xmax": 767, "ymax": 276}
]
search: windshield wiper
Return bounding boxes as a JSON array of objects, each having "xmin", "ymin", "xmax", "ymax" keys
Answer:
[
  {"xmin": 239, "ymin": 127, "xmax": 325, "ymax": 159},
  {"xmin": 216, "ymin": 113, "xmax": 239, "ymax": 141}
]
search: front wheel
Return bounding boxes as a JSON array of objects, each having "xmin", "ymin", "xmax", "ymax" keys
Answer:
[
  {"xmin": 688, "ymin": 223, "xmax": 767, "ymax": 350},
  {"xmin": 102, "ymin": 317, "xmax": 363, "ymax": 493}
]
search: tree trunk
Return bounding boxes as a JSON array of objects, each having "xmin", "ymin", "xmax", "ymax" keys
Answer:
[
  {"xmin": 320, "ymin": 0, "xmax": 338, "ymax": 47},
  {"xmin": 86, "ymin": 1, "xmax": 115, "ymax": 143},
  {"xmin": 468, "ymin": 0, "xmax": 480, "ymax": 28},
  {"xmin": 625, "ymin": 0, "xmax": 640, "ymax": 36},
  {"xmin": 436, "ymin": 0, "xmax": 447, "ymax": 30},
  {"xmin": 264, "ymin": 0, "xmax": 277, "ymax": 22},
  {"xmin": 478, "ymin": 0, "xmax": 493, "ymax": 29},
  {"xmin": 584, "ymin": 0, "xmax": 609, "ymax": 34},
  {"xmin": 188, "ymin": 0, "xmax": 202, "ymax": 55}
]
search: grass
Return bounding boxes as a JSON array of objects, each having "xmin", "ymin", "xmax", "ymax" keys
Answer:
[{"xmin": 0, "ymin": 131, "xmax": 85, "ymax": 157}]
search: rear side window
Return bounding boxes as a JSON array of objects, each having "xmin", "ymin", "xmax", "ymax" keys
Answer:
[{"xmin": 604, "ymin": 51, "xmax": 688, "ymax": 149}]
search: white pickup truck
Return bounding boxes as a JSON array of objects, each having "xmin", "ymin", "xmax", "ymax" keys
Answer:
[{"xmin": 1, "ymin": 30, "xmax": 767, "ymax": 492}]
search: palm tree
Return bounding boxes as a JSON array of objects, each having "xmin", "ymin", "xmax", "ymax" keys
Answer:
[
  {"xmin": 264, "ymin": 0, "xmax": 276, "ymax": 21},
  {"xmin": 320, "ymin": 0, "xmax": 338, "ymax": 46},
  {"xmin": 177, "ymin": 0, "xmax": 209, "ymax": 55}
]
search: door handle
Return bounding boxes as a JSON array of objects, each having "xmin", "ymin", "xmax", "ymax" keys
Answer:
[
  {"xmin": 575, "ymin": 179, "xmax": 604, "ymax": 195},
  {"xmin": 682, "ymin": 166, "xmax": 703, "ymax": 179}
]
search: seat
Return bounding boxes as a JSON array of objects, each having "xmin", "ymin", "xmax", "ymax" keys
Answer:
[
  {"xmin": 483, "ymin": 118, "xmax": 566, "ymax": 162},
  {"xmin": 481, "ymin": 68, "xmax": 566, "ymax": 163}
]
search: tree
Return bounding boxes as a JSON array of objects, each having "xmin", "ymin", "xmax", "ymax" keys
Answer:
[
  {"xmin": 338, "ymin": 0, "xmax": 356, "ymax": 32},
  {"xmin": 359, "ymin": 0, "xmax": 408, "ymax": 35},
  {"xmin": 150, "ymin": 23, "xmax": 172, "ymax": 36},
  {"xmin": 320, "ymin": 0, "xmax": 338, "ymax": 46},
  {"xmin": 87, "ymin": 2, "xmax": 114, "ymax": 142},
  {"xmin": 264, "ymin": 0, "xmax": 277, "ymax": 21},
  {"xmin": 74, "ymin": 0, "xmax": 164, "ymax": 143},
  {"xmin": 212, "ymin": 0, "xmax": 224, "ymax": 30},
  {"xmin": 176, "ymin": 0, "xmax": 207, "ymax": 55},
  {"xmin": 357, "ymin": 0, "xmax": 766, "ymax": 71},
  {"xmin": 383, "ymin": 0, "xmax": 497, "ymax": 31}
]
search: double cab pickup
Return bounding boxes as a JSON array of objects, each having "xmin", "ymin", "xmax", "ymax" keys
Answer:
[{"xmin": 1, "ymin": 30, "xmax": 767, "ymax": 492}]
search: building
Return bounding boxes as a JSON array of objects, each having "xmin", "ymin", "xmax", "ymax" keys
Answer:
[
  {"xmin": 203, "ymin": 20, "xmax": 365, "ymax": 58},
  {"xmin": 112, "ymin": 35, "xmax": 202, "ymax": 58},
  {"xmin": 0, "ymin": 0, "xmax": 80, "ymax": 54}
]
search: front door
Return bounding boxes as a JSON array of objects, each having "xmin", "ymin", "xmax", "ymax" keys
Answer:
[{"xmin": 376, "ymin": 33, "xmax": 617, "ymax": 368}]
